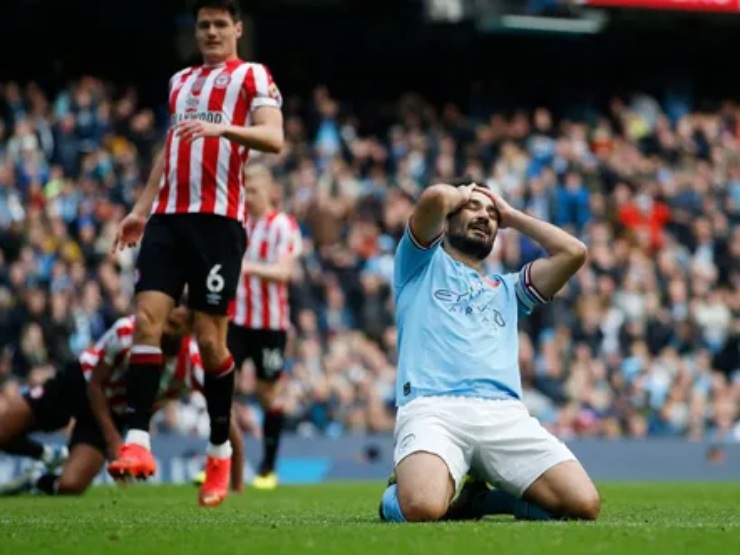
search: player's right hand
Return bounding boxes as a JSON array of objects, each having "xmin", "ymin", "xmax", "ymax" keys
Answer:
[
  {"xmin": 112, "ymin": 212, "xmax": 146, "ymax": 252},
  {"xmin": 452, "ymin": 184, "xmax": 477, "ymax": 213}
]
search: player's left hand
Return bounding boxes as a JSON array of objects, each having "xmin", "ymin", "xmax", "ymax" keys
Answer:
[
  {"xmin": 475, "ymin": 186, "xmax": 516, "ymax": 229},
  {"xmin": 176, "ymin": 120, "xmax": 225, "ymax": 142}
]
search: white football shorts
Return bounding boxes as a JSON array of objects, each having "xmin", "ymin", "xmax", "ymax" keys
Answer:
[{"xmin": 393, "ymin": 396, "xmax": 576, "ymax": 496}]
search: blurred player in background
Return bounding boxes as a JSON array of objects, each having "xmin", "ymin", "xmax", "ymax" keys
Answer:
[
  {"xmin": 0, "ymin": 307, "xmax": 244, "ymax": 496},
  {"xmin": 108, "ymin": 0, "xmax": 283, "ymax": 507},
  {"xmin": 379, "ymin": 178, "xmax": 600, "ymax": 523},
  {"xmin": 228, "ymin": 164, "xmax": 301, "ymax": 490}
]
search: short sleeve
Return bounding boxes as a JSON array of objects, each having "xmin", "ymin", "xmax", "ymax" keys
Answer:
[
  {"xmin": 248, "ymin": 63, "xmax": 282, "ymax": 112},
  {"xmin": 502, "ymin": 262, "xmax": 551, "ymax": 317},
  {"xmin": 393, "ymin": 220, "xmax": 443, "ymax": 291}
]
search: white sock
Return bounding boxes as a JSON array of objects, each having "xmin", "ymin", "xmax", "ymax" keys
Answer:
[
  {"xmin": 124, "ymin": 430, "xmax": 151, "ymax": 450},
  {"xmin": 206, "ymin": 441, "xmax": 232, "ymax": 459}
]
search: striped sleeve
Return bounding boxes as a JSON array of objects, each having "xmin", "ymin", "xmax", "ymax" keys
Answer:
[
  {"xmin": 248, "ymin": 63, "xmax": 282, "ymax": 112},
  {"xmin": 274, "ymin": 214, "xmax": 298, "ymax": 257},
  {"xmin": 101, "ymin": 317, "xmax": 135, "ymax": 365},
  {"xmin": 514, "ymin": 262, "xmax": 551, "ymax": 314}
]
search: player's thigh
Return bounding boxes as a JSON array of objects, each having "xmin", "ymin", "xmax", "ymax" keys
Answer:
[
  {"xmin": 57, "ymin": 443, "xmax": 106, "ymax": 495},
  {"xmin": 523, "ymin": 460, "xmax": 600, "ymax": 520},
  {"xmin": 472, "ymin": 400, "xmax": 577, "ymax": 497},
  {"xmin": 185, "ymin": 214, "xmax": 247, "ymax": 316},
  {"xmin": 0, "ymin": 394, "xmax": 34, "ymax": 442},
  {"xmin": 227, "ymin": 322, "xmax": 252, "ymax": 371},
  {"xmin": 395, "ymin": 452, "xmax": 454, "ymax": 521},
  {"xmin": 19, "ymin": 370, "xmax": 78, "ymax": 435},
  {"xmin": 134, "ymin": 214, "xmax": 187, "ymax": 305},
  {"xmin": 393, "ymin": 398, "xmax": 471, "ymax": 515}
]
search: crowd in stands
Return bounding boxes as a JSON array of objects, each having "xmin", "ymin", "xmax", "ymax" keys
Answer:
[{"xmin": 0, "ymin": 76, "xmax": 738, "ymax": 442}]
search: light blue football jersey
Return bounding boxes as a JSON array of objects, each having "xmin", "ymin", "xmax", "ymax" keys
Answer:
[{"xmin": 393, "ymin": 226, "xmax": 548, "ymax": 407}]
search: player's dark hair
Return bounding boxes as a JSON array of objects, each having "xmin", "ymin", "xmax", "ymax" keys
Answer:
[
  {"xmin": 449, "ymin": 175, "xmax": 478, "ymax": 188},
  {"xmin": 446, "ymin": 175, "xmax": 500, "ymax": 222},
  {"xmin": 193, "ymin": 0, "xmax": 241, "ymax": 20}
]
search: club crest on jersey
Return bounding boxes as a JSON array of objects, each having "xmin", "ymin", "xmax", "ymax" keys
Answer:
[
  {"xmin": 186, "ymin": 95, "xmax": 199, "ymax": 110},
  {"xmin": 191, "ymin": 76, "xmax": 206, "ymax": 95},
  {"xmin": 214, "ymin": 73, "xmax": 231, "ymax": 89}
]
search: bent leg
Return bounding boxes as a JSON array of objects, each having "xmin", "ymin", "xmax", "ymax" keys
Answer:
[
  {"xmin": 380, "ymin": 398, "xmax": 471, "ymax": 523},
  {"xmin": 392, "ymin": 452, "xmax": 455, "ymax": 522},
  {"xmin": 472, "ymin": 400, "xmax": 599, "ymax": 521},
  {"xmin": 523, "ymin": 460, "xmax": 600, "ymax": 520},
  {"xmin": 47, "ymin": 444, "xmax": 106, "ymax": 496},
  {"xmin": 0, "ymin": 395, "xmax": 35, "ymax": 448}
]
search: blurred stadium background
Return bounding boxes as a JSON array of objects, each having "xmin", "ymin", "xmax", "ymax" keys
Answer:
[{"xmin": 0, "ymin": 0, "xmax": 739, "ymax": 484}]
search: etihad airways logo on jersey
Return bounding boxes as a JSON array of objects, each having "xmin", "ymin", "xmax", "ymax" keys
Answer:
[
  {"xmin": 433, "ymin": 289, "xmax": 506, "ymax": 327},
  {"xmin": 170, "ymin": 111, "xmax": 224, "ymax": 127}
]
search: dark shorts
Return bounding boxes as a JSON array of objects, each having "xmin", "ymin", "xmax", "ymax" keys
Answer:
[
  {"xmin": 135, "ymin": 213, "xmax": 248, "ymax": 315},
  {"xmin": 227, "ymin": 324, "xmax": 287, "ymax": 382},
  {"xmin": 23, "ymin": 362, "xmax": 124, "ymax": 455}
]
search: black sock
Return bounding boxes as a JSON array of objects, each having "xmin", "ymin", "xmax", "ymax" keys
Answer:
[
  {"xmin": 36, "ymin": 473, "xmax": 60, "ymax": 495},
  {"xmin": 125, "ymin": 346, "xmax": 164, "ymax": 432},
  {"xmin": 473, "ymin": 489, "xmax": 554, "ymax": 521},
  {"xmin": 3, "ymin": 436, "xmax": 44, "ymax": 460},
  {"xmin": 260, "ymin": 408, "xmax": 284, "ymax": 475},
  {"xmin": 204, "ymin": 356, "xmax": 235, "ymax": 447}
]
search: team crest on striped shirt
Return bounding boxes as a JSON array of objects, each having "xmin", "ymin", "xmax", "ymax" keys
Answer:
[
  {"xmin": 214, "ymin": 73, "xmax": 231, "ymax": 88},
  {"xmin": 268, "ymin": 82, "xmax": 282, "ymax": 103}
]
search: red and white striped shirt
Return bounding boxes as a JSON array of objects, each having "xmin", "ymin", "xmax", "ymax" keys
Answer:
[
  {"xmin": 79, "ymin": 316, "xmax": 204, "ymax": 415},
  {"xmin": 152, "ymin": 59, "xmax": 283, "ymax": 222},
  {"xmin": 232, "ymin": 211, "xmax": 302, "ymax": 330}
]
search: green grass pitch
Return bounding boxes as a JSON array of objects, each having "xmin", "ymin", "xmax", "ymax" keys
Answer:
[{"xmin": 1, "ymin": 483, "xmax": 739, "ymax": 555}]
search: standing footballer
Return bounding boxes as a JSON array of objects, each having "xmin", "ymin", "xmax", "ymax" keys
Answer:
[
  {"xmin": 108, "ymin": 0, "xmax": 284, "ymax": 508},
  {"xmin": 229, "ymin": 164, "xmax": 301, "ymax": 489}
]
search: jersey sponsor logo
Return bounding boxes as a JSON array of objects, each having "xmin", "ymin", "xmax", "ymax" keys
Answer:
[
  {"xmin": 214, "ymin": 73, "xmax": 231, "ymax": 89},
  {"xmin": 433, "ymin": 288, "xmax": 507, "ymax": 327},
  {"xmin": 170, "ymin": 111, "xmax": 224, "ymax": 128}
]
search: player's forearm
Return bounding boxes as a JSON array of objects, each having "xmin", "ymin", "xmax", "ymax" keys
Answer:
[
  {"xmin": 244, "ymin": 262, "xmax": 292, "ymax": 283},
  {"xmin": 411, "ymin": 184, "xmax": 469, "ymax": 243},
  {"xmin": 87, "ymin": 384, "xmax": 120, "ymax": 444},
  {"xmin": 133, "ymin": 149, "xmax": 166, "ymax": 217},
  {"xmin": 221, "ymin": 124, "xmax": 283, "ymax": 154},
  {"xmin": 508, "ymin": 211, "xmax": 587, "ymax": 259}
]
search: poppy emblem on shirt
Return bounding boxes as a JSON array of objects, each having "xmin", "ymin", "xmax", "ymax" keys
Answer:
[{"xmin": 214, "ymin": 74, "xmax": 231, "ymax": 89}]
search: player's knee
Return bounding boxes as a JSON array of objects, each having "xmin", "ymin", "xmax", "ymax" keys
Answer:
[
  {"xmin": 134, "ymin": 304, "xmax": 167, "ymax": 342},
  {"xmin": 256, "ymin": 382, "xmax": 278, "ymax": 408},
  {"xmin": 56, "ymin": 478, "xmax": 88, "ymax": 496},
  {"xmin": 564, "ymin": 489, "xmax": 601, "ymax": 521},
  {"xmin": 196, "ymin": 334, "xmax": 226, "ymax": 368},
  {"xmin": 398, "ymin": 491, "xmax": 448, "ymax": 522}
]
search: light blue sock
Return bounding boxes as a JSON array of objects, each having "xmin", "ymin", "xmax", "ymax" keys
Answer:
[{"xmin": 380, "ymin": 484, "xmax": 407, "ymax": 523}]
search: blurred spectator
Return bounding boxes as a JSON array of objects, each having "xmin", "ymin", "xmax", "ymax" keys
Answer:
[{"xmin": 0, "ymin": 77, "xmax": 738, "ymax": 442}]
